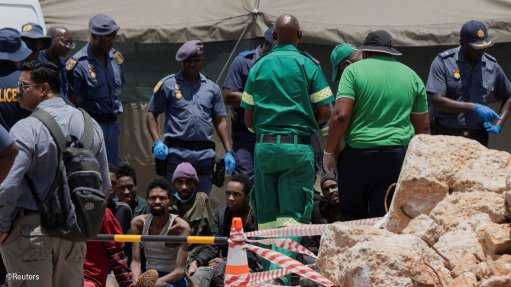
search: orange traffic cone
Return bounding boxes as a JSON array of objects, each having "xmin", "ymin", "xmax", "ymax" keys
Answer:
[{"xmin": 224, "ymin": 217, "xmax": 250, "ymax": 287}]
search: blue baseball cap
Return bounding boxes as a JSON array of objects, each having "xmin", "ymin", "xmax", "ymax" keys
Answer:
[
  {"xmin": 264, "ymin": 27, "xmax": 274, "ymax": 44},
  {"xmin": 0, "ymin": 28, "xmax": 32, "ymax": 62},
  {"xmin": 89, "ymin": 14, "xmax": 119, "ymax": 35},
  {"xmin": 20, "ymin": 22, "xmax": 52, "ymax": 49},
  {"xmin": 175, "ymin": 40, "xmax": 203, "ymax": 62},
  {"xmin": 460, "ymin": 20, "xmax": 493, "ymax": 50}
]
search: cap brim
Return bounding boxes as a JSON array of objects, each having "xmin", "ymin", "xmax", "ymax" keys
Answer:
[
  {"xmin": 90, "ymin": 26, "xmax": 120, "ymax": 36},
  {"xmin": 21, "ymin": 35, "xmax": 52, "ymax": 50},
  {"xmin": 358, "ymin": 45, "xmax": 402, "ymax": 56},
  {"xmin": 469, "ymin": 39, "xmax": 493, "ymax": 50},
  {"xmin": 0, "ymin": 41, "xmax": 32, "ymax": 61}
]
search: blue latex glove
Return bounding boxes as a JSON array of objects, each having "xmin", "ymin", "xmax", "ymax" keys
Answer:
[
  {"xmin": 152, "ymin": 140, "xmax": 168, "ymax": 160},
  {"xmin": 224, "ymin": 151, "xmax": 236, "ymax": 174},
  {"xmin": 483, "ymin": 122, "xmax": 502, "ymax": 134},
  {"xmin": 473, "ymin": 104, "xmax": 500, "ymax": 122}
]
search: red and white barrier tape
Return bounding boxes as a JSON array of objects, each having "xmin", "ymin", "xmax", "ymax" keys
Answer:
[
  {"xmin": 246, "ymin": 238, "xmax": 317, "ymax": 258},
  {"xmin": 248, "ymin": 263, "xmax": 317, "ymax": 285},
  {"xmin": 245, "ymin": 243, "xmax": 336, "ymax": 287},
  {"xmin": 224, "ymin": 274, "xmax": 250, "ymax": 287},
  {"xmin": 245, "ymin": 216, "xmax": 384, "ymax": 238},
  {"xmin": 373, "ymin": 214, "xmax": 388, "ymax": 229}
]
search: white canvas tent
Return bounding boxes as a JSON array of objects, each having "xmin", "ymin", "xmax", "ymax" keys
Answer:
[{"xmin": 41, "ymin": 0, "xmax": 511, "ymax": 45}]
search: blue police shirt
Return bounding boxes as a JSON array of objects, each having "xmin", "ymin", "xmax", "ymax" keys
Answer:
[
  {"xmin": 148, "ymin": 71, "xmax": 226, "ymax": 142},
  {"xmin": 224, "ymin": 47, "xmax": 262, "ymax": 92},
  {"xmin": 66, "ymin": 44, "xmax": 125, "ymax": 115},
  {"xmin": 426, "ymin": 47, "xmax": 511, "ymax": 129},
  {"xmin": 39, "ymin": 50, "xmax": 69, "ymax": 100},
  {"xmin": 223, "ymin": 46, "xmax": 262, "ymax": 134},
  {"xmin": 0, "ymin": 63, "xmax": 31, "ymax": 130}
]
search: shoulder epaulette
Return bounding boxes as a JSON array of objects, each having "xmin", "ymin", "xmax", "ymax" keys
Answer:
[
  {"xmin": 439, "ymin": 49, "xmax": 456, "ymax": 59},
  {"xmin": 203, "ymin": 74, "xmax": 219, "ymax": 84},
  {"xmin": 112, "ymin": 50, "xmax": 124, "ymax": 65},
  {"xmin": 65, "ymin": 49, "xmax": 88, "ymax": 71},
  {"xmin": 301, "ymin": 51, "xmax": 320, "ymax": 65},
  {"xmin": 65, "ymin": 58, "xmax": 79, "ymax": 71},
  {"xmin": 239, "ymin": 49, "xmax": 256, "ymax": 58},
  {"xmin": 484, "ymin": 53, "xmax": 496, "ymax": 63},
  {"xmin": 153, "ymin": 74, "xmax": 175, "ymax": 93}
]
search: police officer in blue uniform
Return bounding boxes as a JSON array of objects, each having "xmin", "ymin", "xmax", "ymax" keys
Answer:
[
  {"xmin": 0, "ymin": 28, "xmax": 32, "ymax": 130},
  {"xmin": 147, "ymin": 40, "xmax": 235, "ymax": 195},
  {"xmin": 223, "ymin": 27, "xmax": 273, "ymax": 179},
  {"xmin": 39, "ymin": 26, "xmax": 74, "ymax": 100},
  {"xmin": 66, "ymin": 14, "xmax": 126, "ymax": 166},
  {"xmin": 426, "ymin": 20, "xmax": 511, "ymax": 146},
  {"xmin": 20, "ymin": 22, "xmax": 52, "ymax": 63}
]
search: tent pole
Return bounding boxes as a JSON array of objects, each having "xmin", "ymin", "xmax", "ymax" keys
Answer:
[{"xmin": 215, "ymin": 12, "xmax": 258, "ymax": 83}]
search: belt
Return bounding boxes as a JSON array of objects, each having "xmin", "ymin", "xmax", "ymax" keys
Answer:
[
  {"xmin": 88, "ymin": 112, "xmax": 118, "ymax": 123},
  {"xmin": 164, "ymin": 137, "xmax": 215, "ymax": 151},
  {"xmin": 256, "ymin": 134, "xmax": 311, "ymax": 145}
]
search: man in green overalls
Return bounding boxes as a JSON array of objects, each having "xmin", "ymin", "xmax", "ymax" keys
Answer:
[{"xmin": 240, "ymin": 14, "xmax": 333, "ymax": 284}]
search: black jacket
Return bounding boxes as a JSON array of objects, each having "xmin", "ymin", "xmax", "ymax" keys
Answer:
[{"xmin": 194, "ymin": 205, "xmax": 260, "ymax": 271}]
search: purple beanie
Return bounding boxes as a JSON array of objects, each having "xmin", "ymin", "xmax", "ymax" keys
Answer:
[{"xmin": 171, "ymin": 162, "xmax": 199, "ymax": 184}]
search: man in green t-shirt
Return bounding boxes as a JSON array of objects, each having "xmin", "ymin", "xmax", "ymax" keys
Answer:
[
  {"xmin": 323, "ymin": 30, "xmax": 430, "ymax": 221},
  {"xmin": 241, "ymin": 14, "xmax": 333, "ymax": 283}
]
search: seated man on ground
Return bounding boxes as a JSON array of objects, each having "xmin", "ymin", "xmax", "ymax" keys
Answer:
[
  {"xmin": 130, "ymin": 178, "xmax": 191, "ymax": 287},
  {"xmin": 84, "ymin": 208, "xmax": 134, "ymax": 287},
  {"xmin": 189, "ymin": 174, "xmax": 260, "ymax": 287},
  {"xmin": 116, "ymin": 163, "xmax": 150, "ymax": 216},
  {"xmin": 318, "ymin": 175, "xmax": 342, "ymax": 223},
  {"xmin": 108, "ymin": 163, "xmax": 133, "ymax": 234},
  {"xmin": 169, "ymin": 162, "xmax": 214, "ymax": 263}
]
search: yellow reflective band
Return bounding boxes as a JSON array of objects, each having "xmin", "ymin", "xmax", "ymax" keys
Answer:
[
  {"xmin": 258, "ymin": 221, "xmax": 279, "ymax": 230},
  {"xmin": 187, "ymin": 236, "xmax": 216, "ymax": 244},
  {"xmin": 241, "ymin": 91, "xmax": 254, "ymax": 106},
  {"xmin": 276, "ymin": 217, "xmax": 302, "ymax": 228},
  {"xmin": 113, "ymin": 234, "xmax": 142, "ymax": 242},
  {"xmin": 310, "ymin": 87, "xmax": 333, "ymax": 103}
]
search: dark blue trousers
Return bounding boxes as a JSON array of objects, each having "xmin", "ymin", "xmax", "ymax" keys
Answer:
[{"xmin": 232, "ymin": 131, "xmax": 255, "ymax": 180}]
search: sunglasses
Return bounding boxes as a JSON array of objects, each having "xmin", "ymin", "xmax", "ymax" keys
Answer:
[
  {"xmin": 17, "ymin": 81, "xmax": 39, "ymax": 91},
  {"xmin": 53, "ymin": 36, "xmax": 76, "ymax": 49}
]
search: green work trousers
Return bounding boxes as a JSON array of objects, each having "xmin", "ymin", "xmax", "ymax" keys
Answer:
[
  {"xmin": 252, "ymin": 140, "xmax": 315, "ymax": 284},
  {"xmin": 252, "ymin": 141, "xmax": 315, "ymax": 229}
]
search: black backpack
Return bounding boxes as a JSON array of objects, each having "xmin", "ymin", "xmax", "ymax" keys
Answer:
[{"xmin": 25, "ymin": 108, "xmax": 106, "ymax": 242}]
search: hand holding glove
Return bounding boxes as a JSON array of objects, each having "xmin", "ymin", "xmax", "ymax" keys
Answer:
[
  {"xmin": 483, "ymin": 122, "xmax": 502, "ymax": 134},
  {"xmin": 473, "ymin": 104, "xmax": 500, "ymax": 122},
  {"xmin": 224, "ymin": 151, "xmax": 236, "ymax": 174},
  {"xmin": 152, "ymin": 140, "xmax": 168, "ymax": 160},
  {"xmin": 322, "ymin": 150, "xmax": 337, "ymax": 177}
]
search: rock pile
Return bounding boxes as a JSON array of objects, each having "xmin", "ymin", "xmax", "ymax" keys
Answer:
[{"xmin": 317, "ymin": 135, "xmax": 511, "ymax": 287}]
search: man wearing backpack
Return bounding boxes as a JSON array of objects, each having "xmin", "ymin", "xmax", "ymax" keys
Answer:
[{"xmin": 0, "ymin": 61, "xmax": 110, "ymax": 287}]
